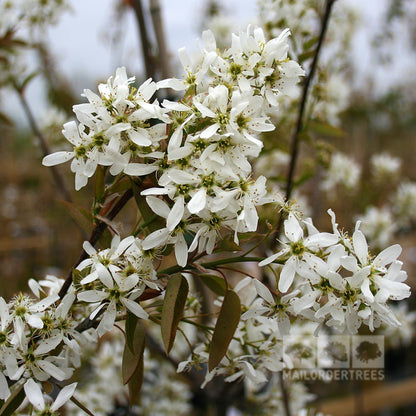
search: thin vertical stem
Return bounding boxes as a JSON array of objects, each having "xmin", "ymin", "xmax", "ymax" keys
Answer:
[
  {"xmin": 149, "ymin": 0, "xmax": 172, "ymax": 79},
  {"xmin": 131, "ymin": 0, "xmax": 157, "ymax": 79},
  {"xmin": 285, "ymin": 0, "xmax": 336, "ymax": 202},
  {"xmin": 273, "ymin": 0, "xmax": 336, "ymax": 246}
]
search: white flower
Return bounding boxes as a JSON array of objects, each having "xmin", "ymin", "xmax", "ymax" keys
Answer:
[
  {"xmin": 321, "ymin": 152, "xmax": 361, "ymax": 194},
  {"xmin": 393, "ymin": 181, "xmax": 416, "ymax": 227},
  {"xmin": 24, "ymin": 379, "xmax": 77, "ymax": 415},
  {"xmin": 357, "ymin": 206, "xmax": 397, "ymax": 247},
  {"xmin": 77, "ymin": 271, "xmax": 148, "ymax": 337},
  {"xmin": 259, "ymin": 213, "xmax": 338, "ymax": 292},
  {"xmin": 370, "ymin": 152, "xmax": 401, "ymax": 179}
]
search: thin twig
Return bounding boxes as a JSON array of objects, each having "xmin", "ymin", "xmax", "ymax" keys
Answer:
[
  {"xmin": 149, "ymin": 0, "xmax": 172, "ymax": 80},
  {"xmin": 131, "ymin": 0, "xmax": 157, "ymax": 79},
  {"xmin": 274, "ymin": 0, "xmax": 336, "ymax": 244},
  {"xmin": 285, "ymin": 0, "xmax": 336, "ymax": 202}
]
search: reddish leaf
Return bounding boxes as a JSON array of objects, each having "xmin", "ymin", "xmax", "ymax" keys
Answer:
[
  {"xmin": 128, "ymin": 357, "xmax": 144, "ymax": 406},
  {"xmin": 161, "ymin": 274, "xmax": 189, "ymax": 354},
  {"xmin": 125, "ymin": 311, "xmax": 138, "ymax": 357},
  {"xmin": 209, "ymin": 290, "xmax": 241, "ymax": 372},
  {"xmin": 122, "ymin": 320, "xmax": 145, "ymax": 385}
]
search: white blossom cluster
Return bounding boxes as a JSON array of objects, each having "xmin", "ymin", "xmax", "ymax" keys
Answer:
[
  {"xmin": 0, "ymin": 275, "xmax": 86, "ymax": 405},
  {"xmin": 65, "ymin": 335, "xmax": 192, "ymax": 416},
  {"xmin": 357, "ymin": 179, "xmax": 416, "ymax": 247},
  {"xmin": 358, "ymin": 206, "xmax": 397, "ymax": 248},
  {"xmin": 0, "ymin": 235, "xmax": 159, "ymax": 409},
  {"xmin": 259, "ymin": 211, "xmax": 410, "ymax": 333},
  {"xmin": 4, "ymin": 15, "xmax": 413, "ymax": 415},
  {"xmin": 0, "ymin": 0, "xmax": 69, "ymax": 34},
  {"xmin": 178, "ymin": 211, "xmax": 411, "ymax": 389},
  {"xmin": 393, "ymin": 182, "xmax": 416, "ymax": 228},
  {"xmin": 75, "ymin": 235, "xmax": 159, "ymax": 337},
  {"xmin": 258, "ymin": 0, "xmax": 355, "ymax": 126},
  {"xmin": 0, "ymin": 234, "xmax": 156, "ymax": 413},
  {"xmin": 258, "ymin": 0, "xmax": 318, "ymax": 47},
  {"xmin": 65, "ymin": 337, "xmax": 126, "ymax": 416},
  {"xmin": 43, "ymin": 25, "xmax": 304, "ymax": 266},
  {"xmin": 321, "ymin": 152, "xmax": 361, "ymax": 194},
  {"xmin": 370, "ymin": 152, "xmax": 401, "ymax": 180}
]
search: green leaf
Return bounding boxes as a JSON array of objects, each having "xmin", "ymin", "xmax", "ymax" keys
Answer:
[
  {"xmin": 122, "ymin": 320, "xmax": 145, "ymax": 385},
  {"xmin": 161, "ymin": 274, "xmax": 189, "ymax": 354},
  {"xmin": 0, "ymin": 382, "xmax": 25, "ymax": 416},
  {"xmin": 209, "ymin": 290, "xmax": 241, "ymax": 372},
  {"xmin": 59, "ymin": 200, "xmax": 93, "ymax": 234},
  {"xmin": 198, "ymin": 274, "xmax": 227, "ymax": 297},
  {"xmin": 306, "ymin": 120, "xmax": 345, "ymax": 138}
]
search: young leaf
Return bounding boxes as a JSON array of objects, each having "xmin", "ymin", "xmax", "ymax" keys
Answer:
[
  {"xmin": 197, "ymin": 274, "xmax": 227, "ymax": 297},
  {"xmin": 208, "ymin": 290, "xmax": 241, "ymax": 372},
  {"xmin": 122, "ymin": 319, "xmax": 145, "ymax": 385},
  {"xmin": 161, "ymin": 274, "xmax": 189, "ymax": 354}
]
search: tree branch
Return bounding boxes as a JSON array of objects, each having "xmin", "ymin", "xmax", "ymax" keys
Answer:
[
  {"xmin": 285, "ymin": 0, "xmax": 336, "ymax": 201},
  {"xmin": 274, "ymin": 0, "xmax": 336, "ymax": 244},
  {"xmin": 131, "ymin": 0, "xmax": 157, "ymax": 79},
  {"xmin": 149, "ymin": 0, "xmax": 172, "ymax": 79}
]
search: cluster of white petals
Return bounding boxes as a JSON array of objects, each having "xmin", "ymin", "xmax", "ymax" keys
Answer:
[
  {"xmin": 75, "ymin": 235, "xmax": 160, "ymax": 337},
  {"xmin": 321, "ymin": 152, "xmax": 361, "ymax": 194},
  {"xmin": 259, "ymin": 211, "xmax": 410, "ymax": 333},
  {"xmin": 0, "ymin": 276, "xmax": 85, "ymax": 402},
  {"xmin": 6, "ymin": 16, "xmax": 412, "ymax": 416},
  {"xmin": 44, "ymin": 25, "xmax": 304, "ymax": 266}
]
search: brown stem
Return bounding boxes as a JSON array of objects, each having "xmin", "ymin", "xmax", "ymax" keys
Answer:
[
  {"xmin": 149, "ymin": 0, "xmax": 172, "ymax": 79},
  {"xmin": 15, "ymin": 85, "xmax": 73, "ymax": 203},
  {"xmin": 131, "ymin": 0, "xmax": 157, "ymax": 79},
  {"xmin": 273, "ymin": 0, "xmax": 336, "ymax": 245},
  {"xmin": 58, "ymin": 187, "xmax": 134, "ymax": 299},
  {"xmin": 285, "ymin": 0, "xmax": 336, "ymax": 202}
]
